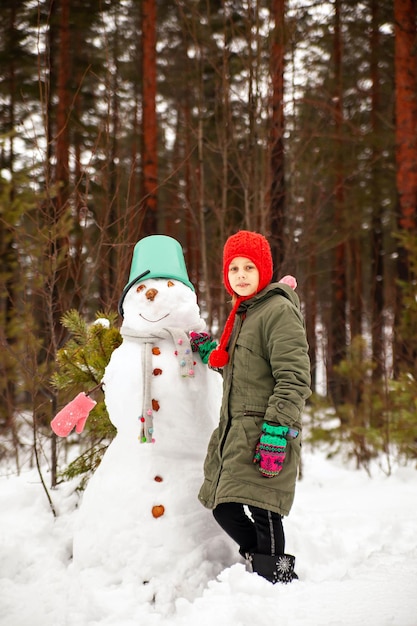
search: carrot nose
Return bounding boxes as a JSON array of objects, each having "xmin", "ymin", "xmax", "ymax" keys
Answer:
[{"xmin": 146, "ymin": 288, "xmax": 158, "ymax": 302}]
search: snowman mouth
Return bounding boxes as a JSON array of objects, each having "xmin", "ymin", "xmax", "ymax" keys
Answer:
[{"xmin": 139, "ymin": 313, "xmax": 170, "ymax": 323}]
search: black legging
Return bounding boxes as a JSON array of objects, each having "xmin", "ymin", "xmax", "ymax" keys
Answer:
[{"xmin": 213, "ymin": 502, "xmax": 285, "ymax": 557}]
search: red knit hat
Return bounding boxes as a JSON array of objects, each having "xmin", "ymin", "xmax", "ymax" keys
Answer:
[{"xmin": 209, "ymin": 231, "xmax": 273, "ymax": 368}]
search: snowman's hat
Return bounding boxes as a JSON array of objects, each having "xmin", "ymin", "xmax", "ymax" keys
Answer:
[{"xmin": 118, "ymin": 235, "xmax": 195, "ymax": 317}]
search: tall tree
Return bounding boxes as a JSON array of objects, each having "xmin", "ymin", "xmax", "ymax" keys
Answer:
[
  {"xmin": 141, "ymin": 0, "xmax": 158, "ymax": 234},
  {"xmin": 328, "ymin": 0, "xmax": 347, "ymax": 405},
  {"xmin": 394, "ymin": 0, "xmax": 417, "ymax": 370},
  {"xmin": 55, "ymin": 0, "xmax": 70, "ymax": 221},
  {"xmin": 369, "ymin": 0, "xmax": 384, "ymax": 380},
  {"xmin": 269, "ymin": 0, "xmax": 286, "ymax": 274},
  {"xmin": 394, "ymin": 0, "xmax": 417, "ymax": 234},
  {"xmin": 0, "ymin": 0, "xmax": 38, "ymax": 428}
]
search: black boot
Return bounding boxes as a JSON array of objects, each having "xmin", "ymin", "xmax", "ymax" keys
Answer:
[{"xmin": 246, "ymin": 553, "xmax": 298, "ymax": 584}]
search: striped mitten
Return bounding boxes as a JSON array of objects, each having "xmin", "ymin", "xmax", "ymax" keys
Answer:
[{"xmin": 253, "ymin": 423, "xmax": 290, "ymax": 478}]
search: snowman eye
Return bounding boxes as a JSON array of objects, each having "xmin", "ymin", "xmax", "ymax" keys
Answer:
[
  {"xmin": 136, "ymin": 284, "xmax": 146, "ymax": 292},
  {"xmin": 167, "ymin": 280, "xmax": 175, "ymax": 287}
]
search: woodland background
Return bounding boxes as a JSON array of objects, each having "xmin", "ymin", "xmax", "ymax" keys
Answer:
[{"xmin": 1, "ymin": 0, "xmax": 417, "ymax": 486}]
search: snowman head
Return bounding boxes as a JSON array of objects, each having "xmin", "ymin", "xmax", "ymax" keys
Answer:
[
  {"xmin": 122, "ymin": 277, "xmax": 206, "ymax": 333},
  {"xmin": 118, "ymin": 235, "xmax": 205, "ymax": 333},
  {"xmin": 118, "ymin": 235, "xmax": 195, "ymax": 318}
]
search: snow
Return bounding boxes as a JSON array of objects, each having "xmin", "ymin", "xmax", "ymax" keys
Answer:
[
  {"xmin": 2, "ymin": 252, "xmax": 416, "ymax": 626},
  {"xmin": 1, "ymin": 450, "xmax": 417, "ymax": 626}
]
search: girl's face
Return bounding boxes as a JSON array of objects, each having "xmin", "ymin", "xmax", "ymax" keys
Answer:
[{"xmin": 228, "ymin": 256, "xmax": 260, "ymax": 297}]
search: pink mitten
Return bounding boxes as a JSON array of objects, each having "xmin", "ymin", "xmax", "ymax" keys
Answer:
[
  {"xmin": 279, "ymin": 275, "xmax": 297, "ymax": 290},
  {"xmin": 51, "ymin": 392, "xmax": 96, "ymax": 437}
]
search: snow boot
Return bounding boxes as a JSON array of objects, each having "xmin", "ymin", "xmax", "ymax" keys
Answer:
[{"xmin": 245, "ymin": 552, "xmax": 298, "ymax": 584}]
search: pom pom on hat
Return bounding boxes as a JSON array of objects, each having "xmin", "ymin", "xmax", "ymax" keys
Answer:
[
  {"xmin": 209, "ymin": 231, "xmax": 274, "ymax": 369},
  {"xmin": 279, "ymin": 274, "xmax": 297, "ymax": 290}
]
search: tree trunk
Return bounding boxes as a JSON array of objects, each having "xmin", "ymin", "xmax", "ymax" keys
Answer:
[
  {"xmin": 305, "ymin": 251, "xmax": 317, "ymax": 393},
  {"xmin": 370, "ymin": 0, "xmax": 385, "ymax": 384},
  {"xmin": 0, "ymin": 1, "xmax": 19, "ymax": 463},
  {"xmin": 269, "ymin": 0, "xmax": 286, "ymax": 275},
  {"xmin": 347, "ymin": 237, "xmax": 362, "ymax": 340},
  {"xmin": 45, "ymin": 0, "xmax": 72, "ymax": 486},
  {"xmin": 127, "ymin": 11, "xmax": 142, "ymax": 248},
  {"xmin": 52, "ymin": 0, "xmax": 71, "ymax": 344},
  {"xmin": 328, "ymin": 0, "xmax": 347, "ymax": 406},
  {"xmin": 55, "ymin": 0, "xmax": 70, "ymax": 216},
  {"xmin": 393, "ymin": 0, "xmax": 417, "ymax": 371},
  {"xmin": 394, "ymin": 0, "xmax": 417, "ymax": 233},
  {"xmin": 141, "ymin": 0, "xmax": 158, "ymax": 234}
]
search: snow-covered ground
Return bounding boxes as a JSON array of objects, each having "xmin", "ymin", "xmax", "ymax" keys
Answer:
[{"xmin": 1, "ymin": 445, "xmax": 416, "ymax": 626}]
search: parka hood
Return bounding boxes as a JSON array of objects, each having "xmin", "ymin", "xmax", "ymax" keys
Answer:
[{"xmin": 238, "ymin": 281, "xmax": 301, "ymax": 313}]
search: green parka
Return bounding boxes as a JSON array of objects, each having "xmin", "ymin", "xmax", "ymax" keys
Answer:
[{"xmin": 198, "ymin": 283, "xmax": 311, "ymax": 516}]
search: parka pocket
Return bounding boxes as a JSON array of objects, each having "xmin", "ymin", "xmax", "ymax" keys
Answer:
[
  {"xmin": 244, "ymin": 410, "xmax": 300, "ymax": 442},
  {"xmin": 243, "ymin": 410, "xmax": 265, "ymax": 418},
  {"xmin": 224, "ymin": 415, "xmax": 301, "ymax": 492},
  {"xmin": 222, "ymin": 415, "xmax": 263, "ymax": 469}
]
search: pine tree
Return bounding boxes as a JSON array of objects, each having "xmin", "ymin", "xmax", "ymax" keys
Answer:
[
  {"xmin": 51, "ymin": 309, "xmax": 121, "ymax": 434},
  {"xmin": 50, "ymin": 309, "xmax": 122, "ymax": 486}
]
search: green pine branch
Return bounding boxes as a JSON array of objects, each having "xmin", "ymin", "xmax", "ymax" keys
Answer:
[
  {"xmin": 51, "ymin": 310, "xmax": 123, "ymax": 485},
  {"xmin": 51, "ymin": 310, "xmax": 122, "ymax": 395}
]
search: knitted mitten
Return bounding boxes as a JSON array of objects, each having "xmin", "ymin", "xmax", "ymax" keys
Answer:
[
  {"xmin": 189, "ymin": 331, "xmax": 217, "ymax": 364},
  {"xmin": 253, "ymin": 423, "xmax": 290, "ymax": 477},
  {"xmin": 51, "ymin": 392, "xmax": 96, "ymax": 437}
]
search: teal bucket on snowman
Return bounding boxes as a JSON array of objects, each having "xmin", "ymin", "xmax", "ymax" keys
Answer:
[{"xmin": 118, "ymin": 235, "xmax": 195, "ymax": 317}]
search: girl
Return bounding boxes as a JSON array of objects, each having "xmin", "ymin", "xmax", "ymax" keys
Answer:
[{"xmin": 198, "ymin": 230, "xmax": 311, "ymax": 583}]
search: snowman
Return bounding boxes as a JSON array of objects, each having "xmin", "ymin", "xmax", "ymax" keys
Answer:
[{"xmin": 67, "ymin": 235, "xmax": 234, "ymax": 606}]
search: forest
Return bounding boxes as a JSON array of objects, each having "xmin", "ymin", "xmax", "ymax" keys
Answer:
[{"xmin": 1, "ymin": 0, "xmax": 417, "ymax": 484}]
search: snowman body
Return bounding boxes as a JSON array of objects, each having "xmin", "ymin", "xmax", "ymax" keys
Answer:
[{"xmin": 72, "ymin": 278, "xmax": 229, "ymax": 586}]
